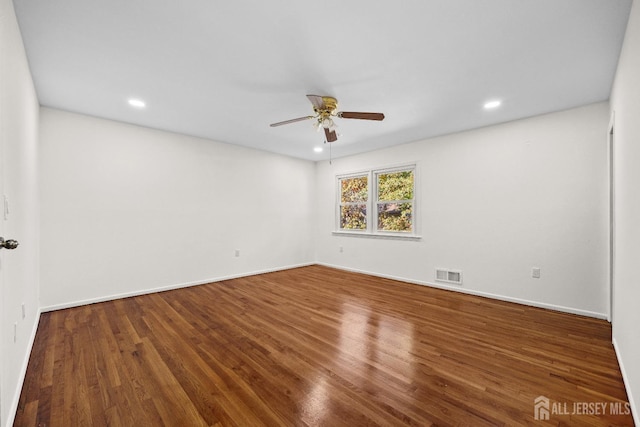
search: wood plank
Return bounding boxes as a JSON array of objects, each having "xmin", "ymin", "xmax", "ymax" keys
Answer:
[{"xmin": 13, "ymin": 265, "xmax": 634, "ymax": 426}]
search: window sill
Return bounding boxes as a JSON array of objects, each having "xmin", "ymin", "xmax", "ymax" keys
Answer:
[{"xmin": 331, "ymin": 231, "xmax": 422, "ymax": 241}]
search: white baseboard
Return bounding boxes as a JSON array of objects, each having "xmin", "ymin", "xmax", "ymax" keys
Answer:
[
  {"xmin": 317, "ymin": 262, "xmax": 608, "ymax": 320},
  {"xmin": 613, "ymin": 337, "xmax": 639, "ymax": 426},
  {"xmin": 40, "ymin": 262, "xmax": 315, "ymax": 312},
  {"xmin": 6, "ymin": 307, "xmax": 42, "ymax": 427}
]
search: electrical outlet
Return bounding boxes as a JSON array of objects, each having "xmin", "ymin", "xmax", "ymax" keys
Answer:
[
  {"xmin": 339, "ymin": 246, "xmax": 343, "ymax": 253},
  {"xmin": 235, "ymin": 249, "xmax": 240, "ymax": 257},
  {"xmin": 532, "ymin": 267, "xmax": 541, "ymax": 279},
  {"xmin": 22, "ymin": 303, "xmax": 26, "ymax": 319}
]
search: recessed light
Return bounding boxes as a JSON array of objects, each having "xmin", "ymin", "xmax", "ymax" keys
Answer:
[
  {"xmin": 314, "ymin": 147, "xmax": 323, "ymax": 153},
  {"xmin": 484, "ymin": 100, "xmax": 501, "ymax": 109},
  {"xmin": 128, "ymin": 98, "xmax": 146, "ymax": 108}
]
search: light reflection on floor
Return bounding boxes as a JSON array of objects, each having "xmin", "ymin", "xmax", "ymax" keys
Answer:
[
  {"xmin": 301, "ymin": 299, "xmax": 416, "ymax": 423},
  {"xmin": 339, "ymin": 302, "xmax": 414, "ymax": 375},
  {"xmin": 301, "ymin": 376, "xmax": 329, "ymax": 426}
]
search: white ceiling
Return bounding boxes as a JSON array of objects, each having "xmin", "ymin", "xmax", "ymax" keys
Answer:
[{"xmin": 13, "ymin": 0, "xmax": 632, "ymax": 161}]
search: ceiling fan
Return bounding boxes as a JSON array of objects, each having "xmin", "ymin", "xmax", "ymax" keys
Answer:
[{"xmin": 270, "ymin": 95, "xmax": 384, "ymax": 143}]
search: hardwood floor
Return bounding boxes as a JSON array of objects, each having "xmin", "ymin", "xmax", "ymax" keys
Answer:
[{"xmin": 14, "ymin": 265, "xmax": 632, "ymax": 426}]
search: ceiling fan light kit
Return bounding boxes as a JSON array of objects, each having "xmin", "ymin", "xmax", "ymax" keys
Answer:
[{"xmin": 270, "ymin": 95, "xmax": 384, "ymax": 144}]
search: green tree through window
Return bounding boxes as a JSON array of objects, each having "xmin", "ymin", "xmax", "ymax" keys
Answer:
[
  {"xmin": 339, "ymin": 175, "xmax": 368, "ymax": 229},
  {"xmin": 376, "ymin": 170, "xmax": 414, "ymax": 232},
  {"xmin": 337, "ymin": 166, "xmax": 415, "ymax": 235}
]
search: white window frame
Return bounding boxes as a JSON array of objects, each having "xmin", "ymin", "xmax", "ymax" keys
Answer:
[
  {"xmin": 336, "ymin": 172, "xmax": 370, "ymax": 233},
  {"xmin": 334, "ymin": 164, "xmax": 420, "ymax": 240},
  {"xmin": 373, "ymin": 166, "xmax": 416, "ymax": 235}
]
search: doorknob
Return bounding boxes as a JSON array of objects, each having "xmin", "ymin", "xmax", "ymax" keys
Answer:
[{"xmin": 0, "ymin": 237, "xmax": 19, "ymax": 250}]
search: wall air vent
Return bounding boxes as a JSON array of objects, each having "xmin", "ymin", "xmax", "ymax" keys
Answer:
[{"xmin": 435, "ymin": 268, "xmax": 462, "ymax": 285}]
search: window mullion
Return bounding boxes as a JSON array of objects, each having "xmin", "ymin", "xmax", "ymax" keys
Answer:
[{"xmin": 369, "ymin": 171, "xmax": 375, "ymax": 233}]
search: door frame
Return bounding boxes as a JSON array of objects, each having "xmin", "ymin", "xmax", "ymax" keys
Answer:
[{"xmin": 608, "ymin": 111, "xmax": 616, "ymax": 323}]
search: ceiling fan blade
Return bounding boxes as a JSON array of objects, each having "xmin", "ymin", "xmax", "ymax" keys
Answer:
[
  {"xmin": 339, "ymin": 111, "xmax": 385, "ymax": 121},
  {"xmin": 324, "ymin": 127, "xmax": 337, "ymax": 143},
  {"xmin": 270, "ymin": 116, "xmax": 313, "ymax": 127},
  {"xmin": 306, "ymin": 95, "xmax": 326, "ymax": 110}
]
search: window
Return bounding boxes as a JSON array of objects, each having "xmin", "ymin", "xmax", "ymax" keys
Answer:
[
  {"xmin": 339, "ymin": 174, "xmax": 368, "ymax": 230},
  {"xmin": 337, "ymin": 165, "xmax": 416, "ymax": 237},
  {"xmin": 375, "ymin": 169, "xmax": 414, "ymax": 233}
]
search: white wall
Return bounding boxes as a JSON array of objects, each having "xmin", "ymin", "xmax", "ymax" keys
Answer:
[
  {"xmin": 39, "ymin": 108, "xmax": 316, "ymax": 309},
  {"xmin": 0, "ymin": 0, "xmax": 41, "ymax": 425},
  {"xmin": 610, "ymin": 0, "xmax": 640, "ymax": 422},
  {"xmin": 316, "ymin": 102, "xmax": 610, "ymax": 318}
]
